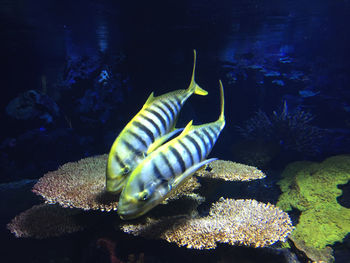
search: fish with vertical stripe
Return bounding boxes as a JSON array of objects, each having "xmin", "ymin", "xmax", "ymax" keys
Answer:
[
  {"xmin": 118, "ymin": 80, "xmax": 225, "ymax": 219},
  {"xmin": 106, "ymin": 50, "xmax": 208, "ymax": 194}
]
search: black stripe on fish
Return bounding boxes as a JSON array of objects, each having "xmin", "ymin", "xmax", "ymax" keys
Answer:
[
  {"xmin": 133, "ymin": 121, "xmax": 155, "ymax": 142},
  {"xmin": 194, "ymin": 130, "xmax": 209, "ymax": 153},
  {"xmin": 169, "ymin": 146, "xmax": 186, "ymax": 173},
  {"xmin": 139, "ymin": 114, "xmax": 161, "ymax": 137},
  {"xmin": 185, "ymin": 135, "xmax": 202, "ymax": 161},
  {"xmin": 136, "ymin": 177, "xmax": 145, "ymax": 192},
  {"xmin": 153, "ymin": 162, "xmax": 165, "ymax": 181},
  {"xmin": 173, "ymin": 96, "xmax": 182, "ymax": 109},
  {"xmin": 178, "ymin": 140, "xmax": 194, "ymax": 166},
  {"xmin": 160, "ymin": 152, "xmax": 175, "ymax": 178},
  {"xmin": 114, "ymin": 153, "xmax": 126, "ymax": 169},
  {"xmin": 122, "ymin": 139, "xmax": 144, "ymax": 157},
  {"xmin": 128, "ymin": 130, "xmax": 148, "ymax": 148},
  {"xmin": 208, "ymin": 126, "xmax": 219, "ymax": 139},
  {"xmin": 159, "ymin": 100, "xmax": 175, "ymax": 120},
  {"xmin": 145, "ymin": 108, "xmax": 167, "ymax": 132},
  {"xmin": 202, "ymin": 129, "xmax": 214, "ymax": 148},
  {"xmin": 154, "ymin": 103, "xmax": 170, "ymax": 126},
  {"xmin": 168, "ymin": 99, "xmax": 179, "ymax": 113}
]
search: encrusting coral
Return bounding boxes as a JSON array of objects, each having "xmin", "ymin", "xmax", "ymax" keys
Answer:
[
  {"xmin": 120, "ymin": 198, "xmax": 294, "ymax": 249},
  {"xmin": 7, "ymin": 204, "xmax": 86, "ymax": 238},
  {"xmin": 9, "ymin": 154, "xmax": 293, "ymax": 251},
  {"xmin": 276, "ymin": 155, "xmax": 350, "ymax": 250}
]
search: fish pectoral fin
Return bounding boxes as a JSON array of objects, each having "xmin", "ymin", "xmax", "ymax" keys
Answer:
[
  {"xmin": 172, "ymin": 158, "xmax": 218, "ymax": 189},
  {"xmin": 146, "ymin": 128, "xmax": 184, "ymax": 155}
]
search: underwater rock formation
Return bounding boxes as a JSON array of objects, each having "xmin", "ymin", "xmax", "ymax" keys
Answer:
[
  {"xmin": 277, "ymin": 155, "xmax": 350, "ymax": 260},
  {"xmin": 6, "ymin": 89, "xmax": 60, "ymax": 123}
]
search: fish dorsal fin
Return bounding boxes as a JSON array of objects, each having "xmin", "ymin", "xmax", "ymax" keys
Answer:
[
  {"xmin": 170, "ymin": 158, "xmax": 217, "ymax": 189},
  {"xmin": 142, "ymin": 92, "xmax": 155, "ymax": 109},
  {"xmin": 179, "ymin": 120, "xmax": 193, "ymax": 136},
  {"xmin": 146, "ymin": 128, "xmax": 184, "ymax": 155}
]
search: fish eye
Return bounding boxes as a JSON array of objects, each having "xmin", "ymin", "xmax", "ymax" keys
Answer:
[
  {"xmin": 122, "ymin": 167, "xmax": 130, "ymax": 174},
  {"xmin": 138, "ymin": 190, "xmax": 150, "ymax": 201}
]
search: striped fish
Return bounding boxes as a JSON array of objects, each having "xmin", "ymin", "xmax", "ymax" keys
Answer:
[
  {"xmin": 106, "ymin": 50, "xmax": 208, "ymax": 194},
  {"xmin": 118, "ymin": 80, "xmax": 225, "ymax": 220}
]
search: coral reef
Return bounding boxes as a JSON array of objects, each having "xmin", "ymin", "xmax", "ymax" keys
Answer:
[
  {"xmin": 236, "ymin": 101, "xmax": 325, "ymax": 156},
  {"xmin": 120, "ymin": 198, "xmax": 293, "ymax": 249},
  {"xmin": 7, "ymin": 204, "xmax": 86, "ymax": 238},
  {"xmin": 10, "ymin": 154, "xmax": 293, "ymax": 251},
  {"xmin": 276, "ymin": 155, "xmax": 350, "ymax": 253}
]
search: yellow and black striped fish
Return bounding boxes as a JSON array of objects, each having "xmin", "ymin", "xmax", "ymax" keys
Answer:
[
  {"xmin": 106, "ymin": 50, "xmax": 208, "ymax": 194},
  {"xmin": 118, "ymin": 80, "xmax": 225, "ymax": 219}
]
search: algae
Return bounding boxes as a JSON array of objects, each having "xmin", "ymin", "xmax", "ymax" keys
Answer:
[{"xmin": 277, "ymin": 155, "xmax": 350, "ymax": 249}]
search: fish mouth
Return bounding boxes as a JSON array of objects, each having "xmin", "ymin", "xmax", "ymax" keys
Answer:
[
  {"xmin": 105, "ymin": 178, "xmax": 125, "ymax": 194},
  {"xmin": 117, "ymin": 198, "xmax": 156, "ymax": 220},
  {"xmin": 117, "ymin": 205, "xmax": 145, "ymax": 220}
]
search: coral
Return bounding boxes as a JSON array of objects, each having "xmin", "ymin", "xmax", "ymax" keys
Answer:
[
  {"xmin": 236, "ymin": 101, "xmax": 325, "ymax": 155},
  {"xmin": 7, "ymin": 204, "xmax": 85, "ymax": 238},
  {"xmin": 196, "ymin": 159, "xmax": 266, "ymax": 182},
  {"xmin": 12, "ymin": 154, "xmax": 293, "ymax": 250},
  {"xmin": 32, "ymin": 154, "xmax": 200, "ymax": 211},
  {"xmin": 32, "ymin": 154, "xmax": 119, "ymax": 211},
  {"xmin": 120, "ymin": 198, "xmax": 293, "ymax": 250},
  {"xmin": 276, "ymin": 155, "xmax": 350, "ymax": 249}
]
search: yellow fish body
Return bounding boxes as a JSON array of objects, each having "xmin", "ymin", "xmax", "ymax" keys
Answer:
[
  {"xmin": 118, "ymin": 80, "xmax": 225, "ymax": 219},
  {"xmin": 106, "ymin": 50, "xmax": 207, "ymax": 194}
]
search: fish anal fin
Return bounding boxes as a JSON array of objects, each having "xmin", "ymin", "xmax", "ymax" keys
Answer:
[{"xmin": 146, "ymin": 128, "xmax": 184, "ymax": 155}]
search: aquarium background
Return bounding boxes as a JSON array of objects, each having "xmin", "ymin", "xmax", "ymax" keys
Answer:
[{"xmin": 1, "ymin": 0, "xmax": 349, "ymax": 262}]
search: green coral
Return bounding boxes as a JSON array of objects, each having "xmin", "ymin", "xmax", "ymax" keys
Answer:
[{"xmin": 277, "ymin": 155, "xmax": 350, "ymax": 249}]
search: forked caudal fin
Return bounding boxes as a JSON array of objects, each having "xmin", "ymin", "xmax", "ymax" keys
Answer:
[{"xmin": 187, "ymin": 49, "xmax": 208, "ymax": 96}]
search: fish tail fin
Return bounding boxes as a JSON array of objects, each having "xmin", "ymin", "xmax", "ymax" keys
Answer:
[
  {"xmin": 218, "ymin": 80, "xmax": 225, "ymax": 123},
  {"xmin": 187, "ymin": 49, "xmax": 208, "ymax": 96}
]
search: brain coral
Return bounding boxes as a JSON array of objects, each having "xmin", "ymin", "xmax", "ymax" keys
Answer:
[{"xmin": 277, "ymin": 155, "xmax": 350, "ymax": 249}]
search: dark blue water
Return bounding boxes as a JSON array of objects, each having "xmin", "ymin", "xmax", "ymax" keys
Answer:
[{"xmin": 1, "ymin": 0, "xmax": 350, "ymax": 262}]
